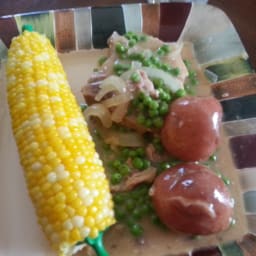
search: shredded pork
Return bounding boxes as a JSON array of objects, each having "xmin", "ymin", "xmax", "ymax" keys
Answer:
[{"xmin": 111, "ymin": 167, "xmax": 157, "ymax": 192}]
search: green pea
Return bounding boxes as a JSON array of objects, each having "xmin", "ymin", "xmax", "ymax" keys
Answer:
[
  {"xmin": 163, "ymin": 93, "xmax": 171, "ymax": 102},
  {"xmin": 112, "ymin": 159, "xmax": 122, "ymax": 169},
  {"xmin": 153, "ymin": 78, "xmax": 164, "ymax": 89},
  {"xmin": 136, "ymin": 148, "xmax": 145, "ymax": 157},
  {"xmin": 128, "ymin": 52, "xmax": 144, "ymax": 61},
  {"xmin": 153, "ymin": 117, "xmax": 164, "ymax": 128},
  {"xmin": 159, "ymin": 90, "xmax": 171, "ymax": 102},
  {"xmin": 175, "ymin": 88, "xmax": 187, "ymax": 98},
  {"xmin": 222, "ymin": 175, "xmax": 231, "ymax": 186},
  {"xmin": 121, "ymin": 148, "xmax": 130, "ymax": 157},
  {"xmin": 143, "ymin": 159, "xmax": 151, "ymax": 169},
  {"xmin": 142, "ymin": 58, "xmax": 151, "ymax": 67},
  {"xmin": 169, "ymin": 67, "xmax": 180, "ymax": 77},
  {"xmin": 148, "ymin": 100, "xmax": 159, "ymax": 110},
  {"xmin": 119, "ymin": 164, "xmax": 130, "ymax": 176},
  {"xmin": 119, "ymin": 53, "xmax": 128, "ymax": 60},
  {"xmin": 145, "ymin": 119, "xmax": 153, "ymax": 128},
  {"xmin": 161, "ymin": 63, "xmax": 171, "ymax": 72},
  {"xmin": 150, "ymin": 56, "xmax": 160, "ymax": 65},
  {"xmin": 130, "ymin": 223, "xmax": 143, "ymax": 237},
  {"xmin": 140, "ymin": 203, "xmax": 151, "ymax": 215},
  {"xmin": 132, "ymin": 157, "xmax": 144, "ymax": 170},
  {"xmin": 160, "ymin": 162, "xmax": 171, "ymax": 170},
  {"xmin": 111, "ymin": 173, "xmax": 123, "ymax": 185},
  {"xmin": 209, "ymin": 154, "xmax": 217, "ymax": 161},
  {"xmin": 124, "ymin": 31, "xmax": 133, "ymax": 40},
  {"xmin": 80, "ymin": 104, "xmax": 88, "ymax": 112},
  {"xmin": 130, "ymin": 72, "xmax": 141, "ymax": 83},
  {"xmin": 129, "ymin": 39, "xmax": 136, "ymax": 47},
  {"xmin": 138, "ymin": 92, "xmax": 146, "ymax": 101},
  {"xmin": 156, "ymin": 48, "xmax": 165, "ymax": 56},
  {"xmin": 143, "ymin": 95, "xmax": 152, "ymax": 106},
  {"xmin": 159, "ymin": 102, "xmax": 169, "ymax": 115},
  {"xmin": 113, "ymin": 63, "xmax": 130, "ymax": 75},
  {"xmin": 115, "ymin": 43, "xmax": 127, "ymax": 54},
  {"xmin": 160, "ymin": 44, "xmax": 170, "ymax": 54},
  {"xmin": 98, "ymin": 56, "xmax": 107, "ymax": 66},
  {"xmin": 129, "ymin": 150, "xmax": 137, "ymax": 158},
  {"xmin": 149, "ymin": 109, "xmax": 159, "ymax": 117},
  {"xmin": 131, "ymin": 34, "xmax": 139, "ymax": 42}
]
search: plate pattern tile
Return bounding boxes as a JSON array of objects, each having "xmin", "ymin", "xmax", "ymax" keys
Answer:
[
  {"xmin": 15, "ymin": 11, "xmax": 55, "ymax": 46},
  {"xmin": 0, "ymin": 2, "xmax": 256, "ymax": 256},
  {"xmin": 74, "ymin": 7, "xmax": 92, "ymax": 50},
  {"xmin": 54, "ymin": 10, "xmax": 76, "ymax": 52}
]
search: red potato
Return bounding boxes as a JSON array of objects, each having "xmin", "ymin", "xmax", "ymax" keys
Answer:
[
  {"xmin": 150, "ymin": 163, "xmax": 234, "ymax": 235},
  {"xmin": 161, "ymin": 96, "xmax": 223, "ymax": 161}
]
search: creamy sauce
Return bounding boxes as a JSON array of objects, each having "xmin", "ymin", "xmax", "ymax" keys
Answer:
[{"xmin": 59, "ymin": 44, "xmax": 248, "ymax": 256}]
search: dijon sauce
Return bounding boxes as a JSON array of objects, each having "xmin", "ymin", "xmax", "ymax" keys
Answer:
[{"xmin": 59, "ymin": 43, "xmax": 248, "ymax": 256}]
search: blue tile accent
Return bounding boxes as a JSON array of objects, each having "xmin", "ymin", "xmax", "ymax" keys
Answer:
[
  {"xmin": 221, "ymin": 94, "xmax": 256, "ymax": 122},
  {"xmin": 244, "ymin": 191, "xmax": 256, "ymax": 213},
  {"xmin": 219, "ymin": 241, "xmax": 243, "ymax": 256},
  {"xmin": 91, "ymin": 6, "xmax": 125, "ymax": 48}
]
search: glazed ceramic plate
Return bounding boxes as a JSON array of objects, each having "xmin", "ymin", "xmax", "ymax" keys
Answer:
[{"xmin": 0, "ymin": 2, "xmax": 256, "ymax": 256}]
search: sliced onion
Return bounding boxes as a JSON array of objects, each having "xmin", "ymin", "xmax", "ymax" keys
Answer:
[
  {"xmin": 104, "ymin": 132, "xmax": 145, "ymax": 147},
  {"xmin": 99, "ymin": 127, "xmax": 145, "ymax": 147},
  {"xmin": 83, "ymin": 103, "xmax": 112, "ymax": 128},
  {"xmin": 131, "ymin": 61, "xmax": 142, "ymax": 70},
  {"xmin": 111, "ymin": 102, "xmax": 129, "ymax": 123},
  {"xmin": 95, "ymin": 75, "xmax": 127, "ymax": 101},
  {"xmin": 102, "ymin": 92, "xmax": 133, "ymax": 108},
  {"xmin": 122, "ymin": 67, "xmax": 182, "ymax": 92}
]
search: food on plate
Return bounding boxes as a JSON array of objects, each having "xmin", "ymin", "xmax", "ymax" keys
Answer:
[
  {"xmin": 82, "ymin": 31, "xmax": 190, "ymax": 133},
  {"xmin": 150, "ymin": 163, "xmax": 234, "ymax": 235},
  {"xmin": 161, "ymin": 96, "xmax": 223, "ymax": 161},
  {"xmin": 6, "ymin": 28, "xmax": 115, "ymax": 255},
  {"xmin": 82, "ymin": 31, "xmax": 233, "ymax": 241},
  {"xmin": 5, "ymin": 25, "xmax": 239, "ymax": 256}
]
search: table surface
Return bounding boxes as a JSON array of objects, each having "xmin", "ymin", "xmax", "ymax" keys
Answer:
[{"xmin": 0, "ymin": 0, "xmax": 255, "ymax": 68}]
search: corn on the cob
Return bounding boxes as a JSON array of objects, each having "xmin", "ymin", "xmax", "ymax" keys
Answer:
[{"xmin": 6, "ymin": 29, "xmax": 115, "ymax": 255}]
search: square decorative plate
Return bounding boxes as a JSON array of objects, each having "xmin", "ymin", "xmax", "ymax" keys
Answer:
[{"xmin": 0, "ymin": 2, "xmax": 256, "ymax": 256}]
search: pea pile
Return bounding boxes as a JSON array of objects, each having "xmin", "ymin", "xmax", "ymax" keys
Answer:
[
  {"xmin": 112, "ymin": 184, "xmax": 163, "ymax": 237},
  {"xmin": 108, "ymin": 147, "xmax": 150, "ymax": 185},
  {"xmin": 112, "ymin": 31, "xmax": 181, "ymax": 77},
  {"xmin": 87, "ymin": 32, "xmax": 201, "ymax": 238},
  {"xmin": 129, "ymin": 78, "xmax": 186, "ymax": 129}
]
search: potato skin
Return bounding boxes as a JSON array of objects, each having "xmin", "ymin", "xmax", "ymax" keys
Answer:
[
  {"xmin": 161, "ymin": 96, "xmax": 223, "ymax": 161},
  {"xmin": 150, "ymin": 163, "xmax": 234, "ymax": 235}
]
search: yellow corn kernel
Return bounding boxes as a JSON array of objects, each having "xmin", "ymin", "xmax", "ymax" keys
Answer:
[{"xmin": 6, "ymin": 29, "xmax": 115, "ymax": 255}]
